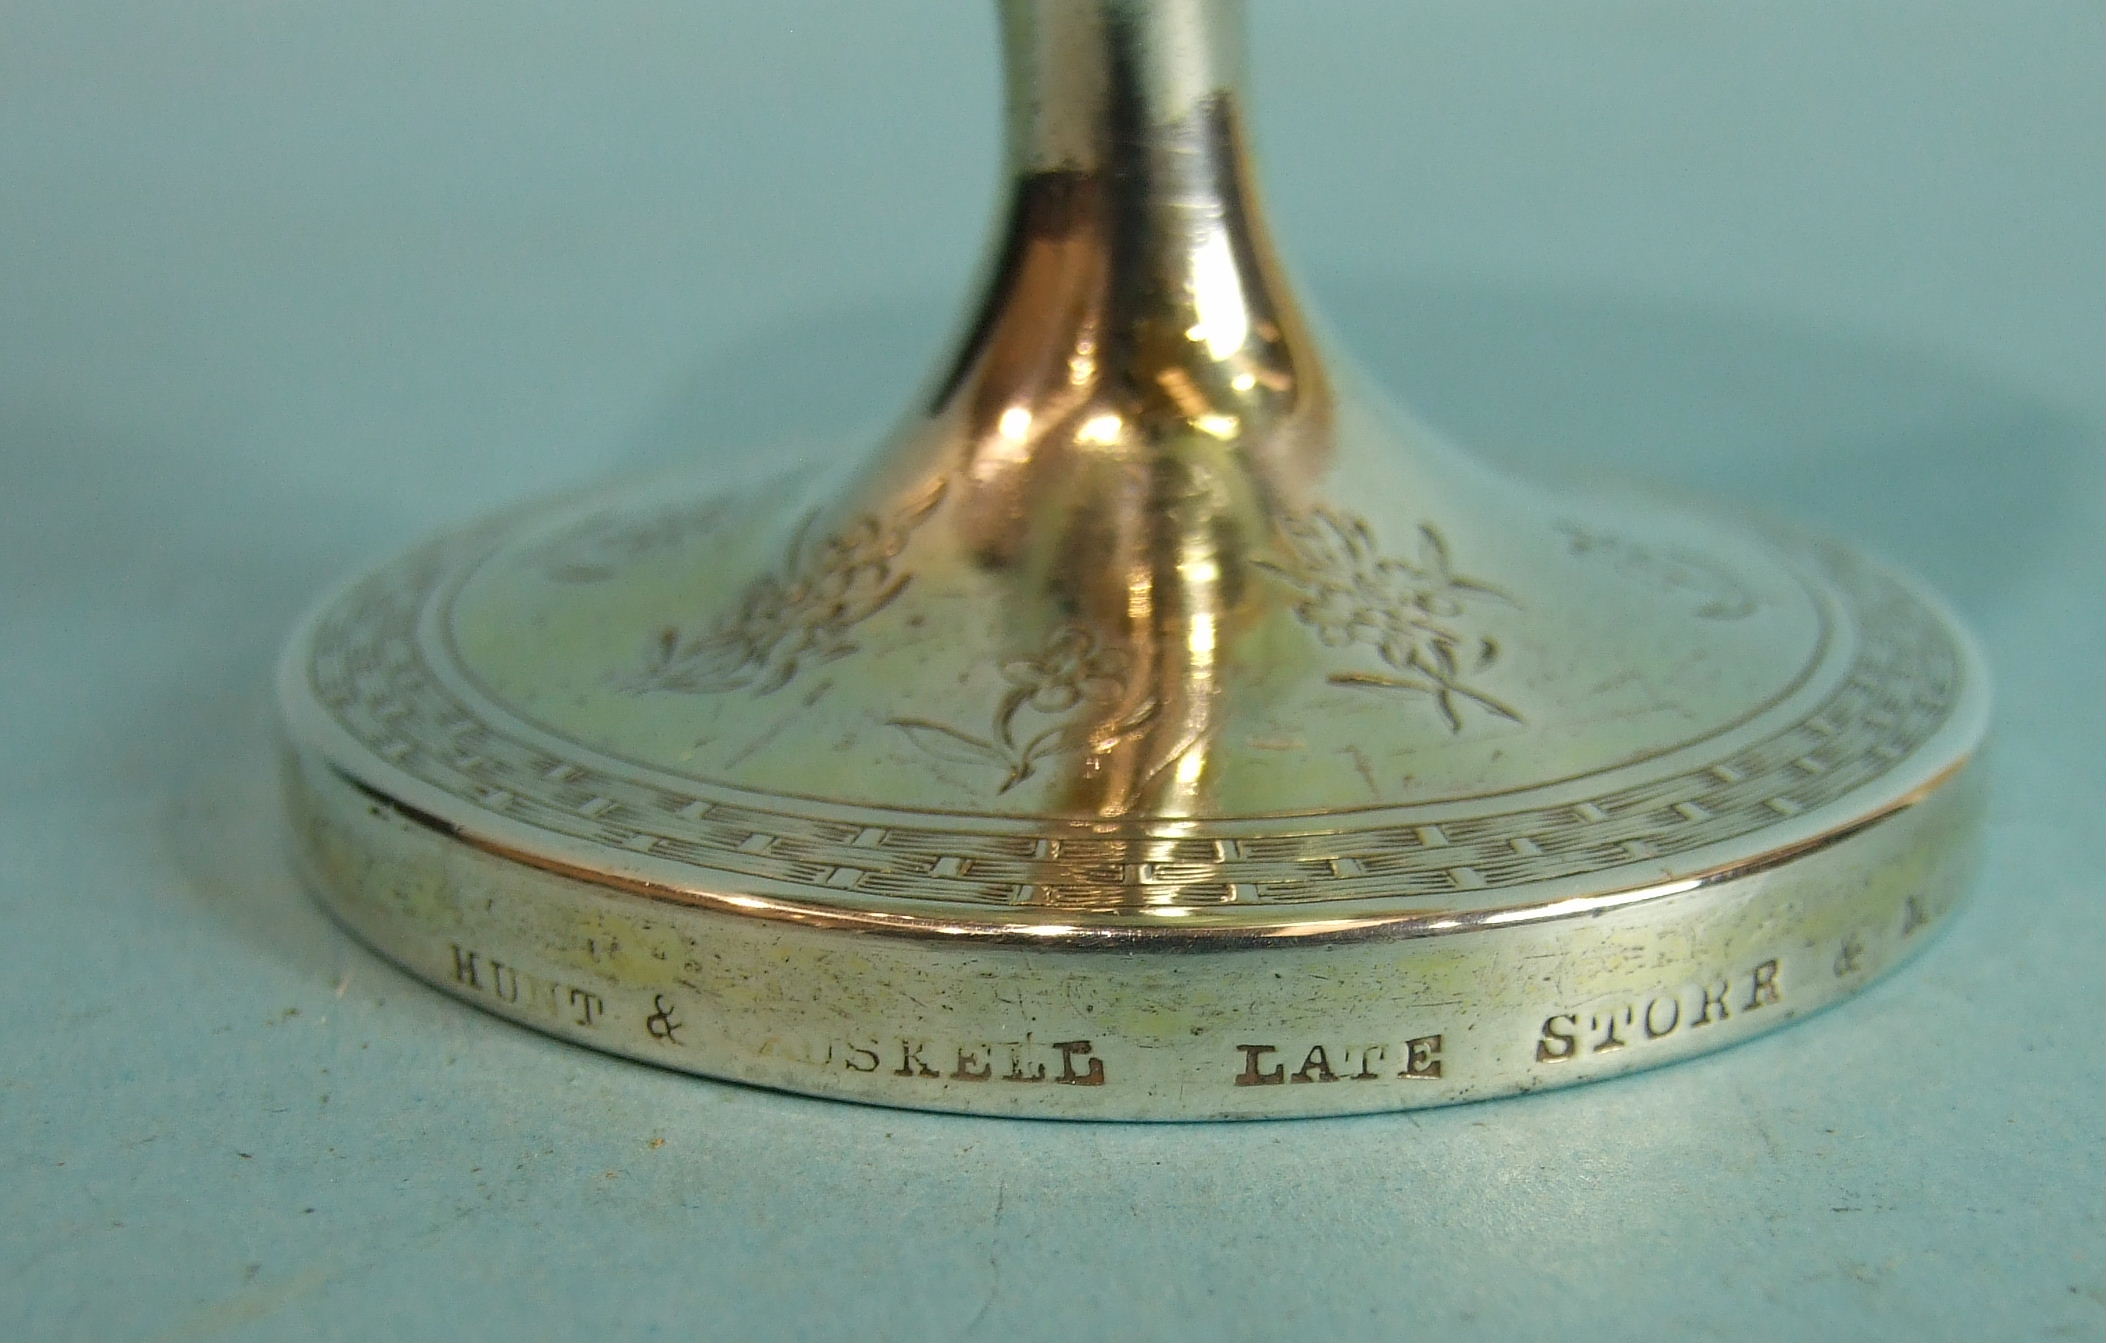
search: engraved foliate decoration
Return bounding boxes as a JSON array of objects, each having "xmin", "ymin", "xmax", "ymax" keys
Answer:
[
  {"xmin": 301, "ymin": 517, "xmax": 1964, "ymax": 911},
  {"xmin": 1256, "ymin": 511, "xmax": 1519, "ymax": 731},
  {"xmin": 888, "ymin": 624, "xmax": 1159, "ymax": 793},
  {"xmin": 276, "ymin": 0, "xmax": 1988, "ymax": 1118},
  {"xmin": 623, "ymin": 480, "xmax": 946, "ymax": 696}
]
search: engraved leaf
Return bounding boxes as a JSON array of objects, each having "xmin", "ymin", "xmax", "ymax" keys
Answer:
[
  {"xmin": 778, "ymin": 508, "xmax": 821, "ymax": 572},
  {"xmin": 624, "ymin": 625, "xmax": 751, "ymax": 694},
  {"xmin": 1016, "ymin": 697, "xmax": 1159, "ymax": 768},
  {"xmin": 1416, "ymin": 522, "xmax": 1453, "ymax": 579},
  {"xmin": 892, "ymin": 476, "xmax": 949, "ymax": 532},
  {"xmin": 887, "ymin": 718, "xmax": 1008, "ymax": 767},
  {"xmin": 1341, "ymin": 513, "xmax": 1378, "ymax": 563},
  {"xmin": 1474, "ymin": 691, "xmax": 1523, "ymax": 723},
  {"xmin": 1105, "ymin": 696, "xmax": 1161, "ymax": 742},
  {"xmin": 749, "ymin": 658, "xmax": 800, "ymax": 696},
  {"xmin": 851, "ymin": 571, "xmax": 912, "ymax": 625},
  {"xmin": 995, "ymin": 760, "xmax": 1038, "ymax": 795},
  {"xmin": 1017, "ymin": 721, "xmax": 1094, "ymax": 769},
  {"xmin": 1434, "ymin": 681, "xmax": 1522, "ymax": 729},
  {"xmin": 1432, "ymin": 689, "xmax": 1465, "ymax": 733},
  {"xmin": 978, "ymin": 684, "xmax": 1030, "ymax": 750},
  {"xmin": 1425, "ymin": 637, "xmax": 1460, "ymax": 679},
  {"xmin": 1453, "ymin": 574, "xmax": 1511, "ymax": 603},
  {"xmin": 1419, "ymin": 524, "xmax": 1509, "ymax": 603},
  {"xmin": 1330, "ymin": 669, "xmax": 1441, "ymax": 696}
]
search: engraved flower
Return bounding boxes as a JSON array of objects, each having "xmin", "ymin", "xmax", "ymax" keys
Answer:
[
  {"xmin": 734, "ymin": 576, "xmax": 793, "ymax": 636},
  {"xmin": 1291, "ymin": 571, "xmax": 1448, "ymax": 659},
  {"xmin": 1253, "ymin": 509, "xmax": 1520, "ymax": 733},
  {"xmin": 889, "ymin": 623, "xmax": 1157, "ymax": 794},
  {"xmin": 1376, "ymin": 556, "xmax": 1469, "ymax": 619},
  {"xmin": 999, "ymin": 626, "xmax": 1128, "ymax": 714},
  {"xmin": 624, "ymin": 481, "xmax": 944, "ymax": 698},
  {"xmin": 1291, "ymin": 583, "xmax": 1375, "ymax": 648}
]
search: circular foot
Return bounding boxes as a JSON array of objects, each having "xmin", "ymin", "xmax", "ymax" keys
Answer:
[{"xmin": 280, "ymin": 465, "xmax": 1985, "ymax": 1119}]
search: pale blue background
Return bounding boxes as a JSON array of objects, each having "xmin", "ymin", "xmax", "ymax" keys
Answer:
[{"xmin": 3, "ymin": 3, "xmax": 2101, "ymax": 1340}]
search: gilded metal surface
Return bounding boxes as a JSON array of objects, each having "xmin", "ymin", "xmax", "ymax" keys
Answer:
[{"xmin": 277, "ymin": 0, "xmax": 1989, "ymax": 1117}]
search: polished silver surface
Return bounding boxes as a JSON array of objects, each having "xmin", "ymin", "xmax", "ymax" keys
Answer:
[{"xmin": 278, "ymin": 0, "xmax": 1988, "ymax": 1117}]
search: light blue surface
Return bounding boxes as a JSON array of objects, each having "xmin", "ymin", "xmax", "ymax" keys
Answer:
[{"xmin": 3, "ymin": 4, "xmax": 2101, "ymax": 1340}]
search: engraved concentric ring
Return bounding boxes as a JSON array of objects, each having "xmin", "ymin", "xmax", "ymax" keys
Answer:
[
  {"xmin": 286, "ymin": 485, "xmax": 1983, "ymax": 922},
  {"xmin": 439, "ymin": 494, "xmax": 1840, "ymax": 822}
]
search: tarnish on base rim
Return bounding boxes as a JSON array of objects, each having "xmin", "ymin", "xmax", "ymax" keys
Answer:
[{"xmin": 284, "ymin": 739, "xmax": 1982, "ymax": 1121}]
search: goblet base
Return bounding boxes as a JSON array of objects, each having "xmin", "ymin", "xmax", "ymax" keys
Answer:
[{"xmin": 278, "ymin": 464, "xmax": 1985, "ymax": 1119}]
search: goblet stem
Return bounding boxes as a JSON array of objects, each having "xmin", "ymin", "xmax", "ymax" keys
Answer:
[{"xmin": 934, "ymin": 0, "xmax": 1319, "ymax": 431}]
